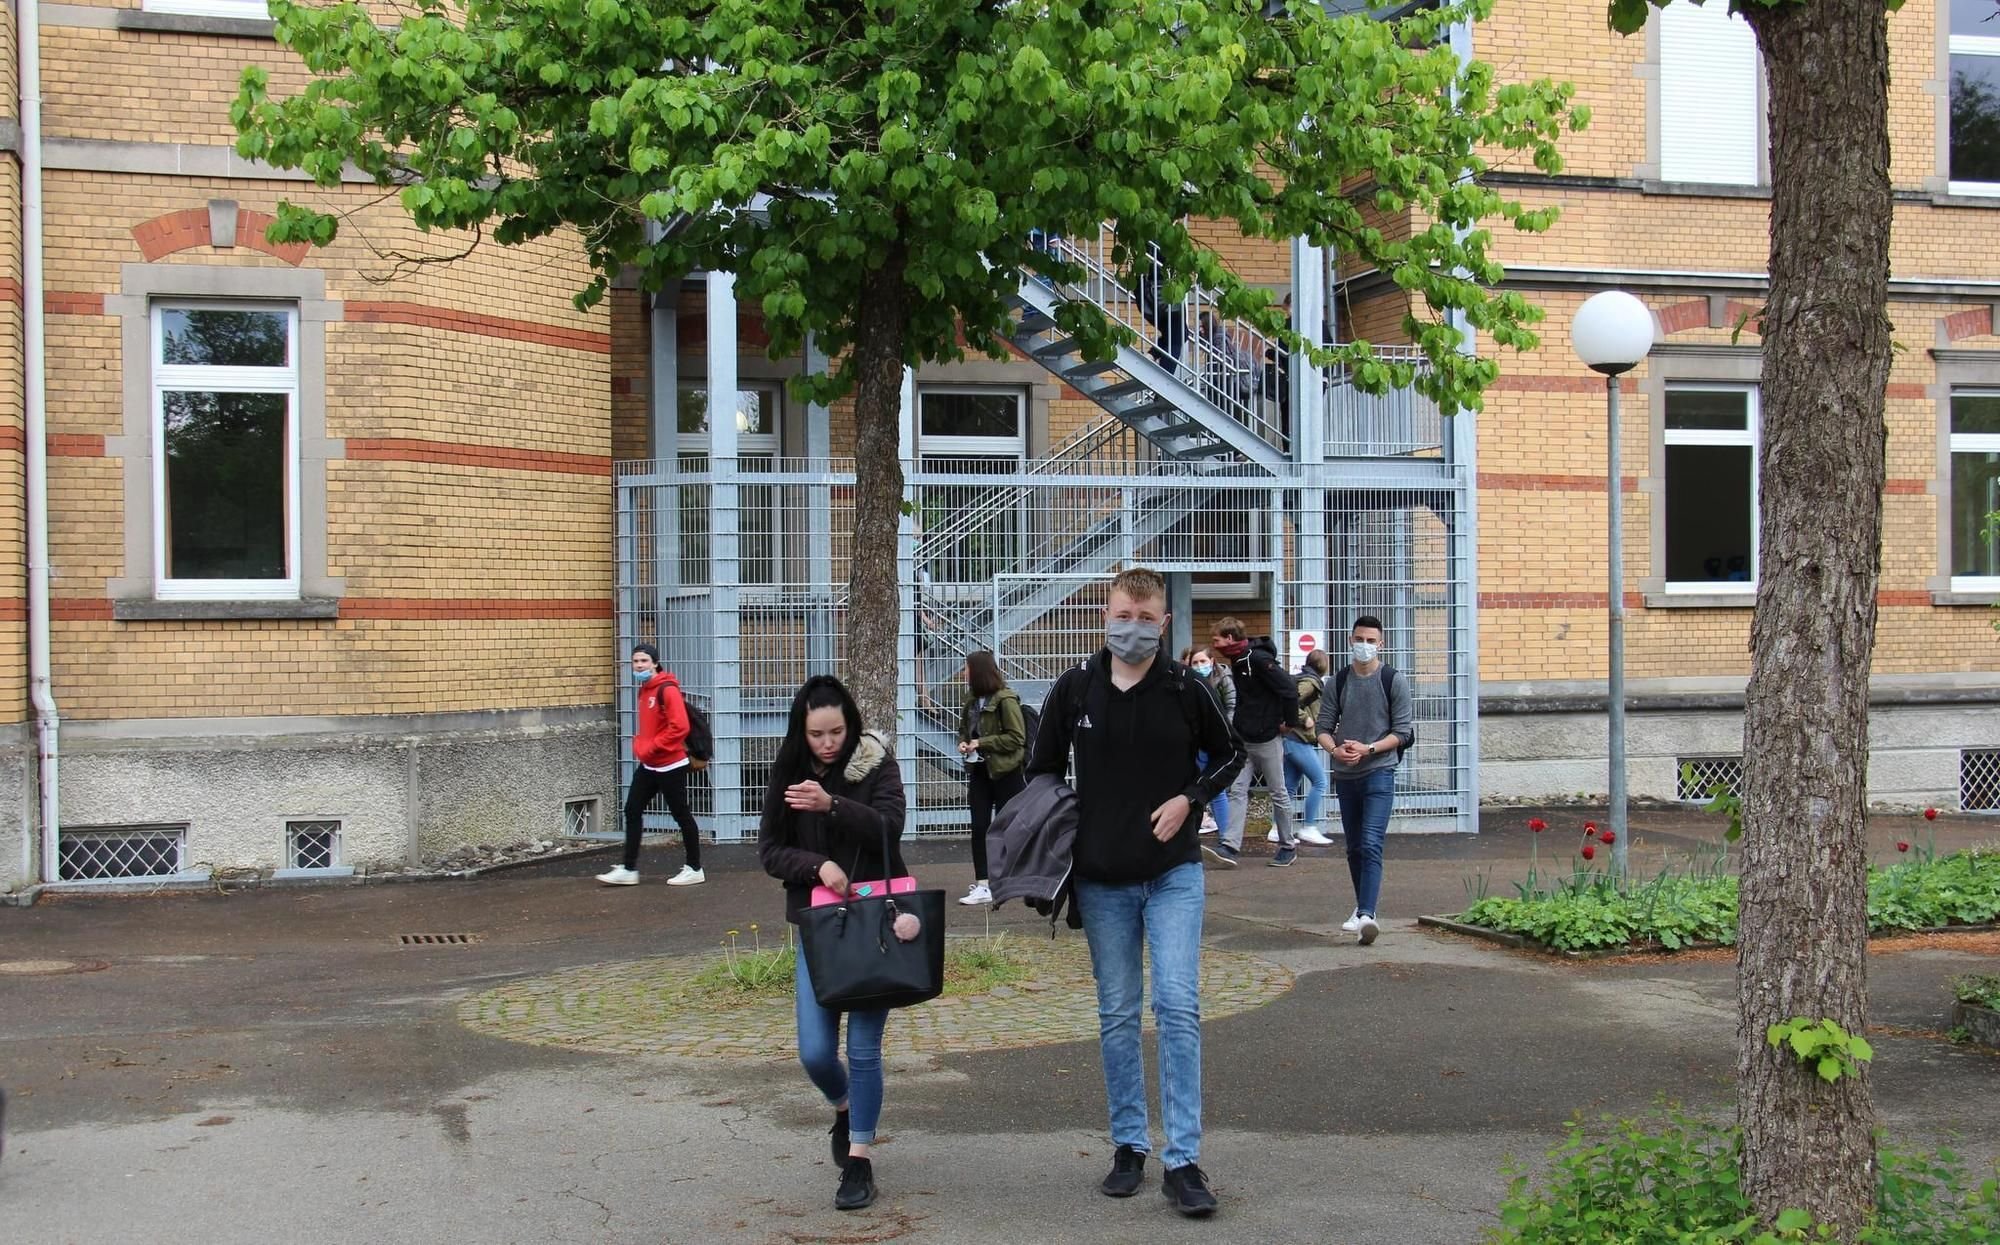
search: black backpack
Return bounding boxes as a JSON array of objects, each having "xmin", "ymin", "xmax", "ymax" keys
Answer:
[
  {"xmin": 1017, "ymin": 700, "xmax": 1042, "ymax": 754},
  {"xmin": 1331, "ymin": 665, "xmax": 1413, "ymax": 758},
  {"xmin": 682, "ymin": 697, "xmax": 715, "ymax": 763}
]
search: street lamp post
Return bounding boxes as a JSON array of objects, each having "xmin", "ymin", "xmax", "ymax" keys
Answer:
[{"xmin": 1570, "ymin": 291, "xmax": 1654, "ymax": 879}]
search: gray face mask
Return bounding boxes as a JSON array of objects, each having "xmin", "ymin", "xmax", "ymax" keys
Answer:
[{"xmin": 1105, "ymin": 618, "xmax": 1163, "ymax": 664}]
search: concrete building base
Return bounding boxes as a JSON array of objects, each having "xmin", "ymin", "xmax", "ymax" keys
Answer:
[
  {"xmin": 1481, "ymin": 674, "xmax": 2000, "ymax": 812},
  {"xmin": 0, "ymin": 706, "xmax": 616, "ymax": 891}
]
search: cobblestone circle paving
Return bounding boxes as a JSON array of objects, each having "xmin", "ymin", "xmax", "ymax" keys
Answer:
[{"xmin": 458, "ymin": 936, "xmax": 1294, "ymax": 1059}]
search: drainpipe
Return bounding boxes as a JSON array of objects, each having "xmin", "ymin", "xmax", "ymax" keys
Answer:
[{"xmin": 20, "ymin": 0, "xmax": 59, "ymax": 883}]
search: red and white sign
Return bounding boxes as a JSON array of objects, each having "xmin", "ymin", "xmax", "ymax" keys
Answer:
[{"xmin": 1286, "ymin": 630, "xmax": 1323, "ymax": 669}]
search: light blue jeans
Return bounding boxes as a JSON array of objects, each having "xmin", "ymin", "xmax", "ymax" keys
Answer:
[
  {"xmin": 1198, "ymin": 751, "xmax": 1230, "ymax": 831},
  {"xmin": 1333, "ymin": 765, "xmax": 1397, "ymax": 917},
  {"xmin": 1075, "ymin": 861, "xmax": 1206, "ymax": 1170},
  {"xmin": 1281, "ymin": 735, "xmax": 1328, "ymax": 827},
  {"xmin": 794, "ymin": 945, "xmax": 889, "ymax": 1144}
]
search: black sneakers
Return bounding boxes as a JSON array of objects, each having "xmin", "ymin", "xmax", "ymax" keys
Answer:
[
  {"xmin": 829, "ymin": 1109, "xmax": 850, "ymax": 1171},
  {"xmin": 1162, "ymin": 1163, "xmax": 1219, "ymax": 1217},
  {"xmin": 1100, "ymin": 1144, "xmax": 1146, "ymax": 1197},
  {"xmin": 835, "ymin": 1156, "xmax": 877, "ymax": 1211}
]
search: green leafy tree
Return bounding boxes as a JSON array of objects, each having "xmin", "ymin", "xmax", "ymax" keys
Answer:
[
  {"xmin": 233, "ymin": 0, "xmax": 1582, "ymax": 729},
  {"xmin": 1608, "ymin": 0, "xmax": 1905, "ymax": 1237}
]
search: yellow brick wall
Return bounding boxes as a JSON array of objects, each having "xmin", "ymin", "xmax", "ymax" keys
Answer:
[{"xmin": 38, "ymin": 160, "xmax": 613, "ymax": 721}]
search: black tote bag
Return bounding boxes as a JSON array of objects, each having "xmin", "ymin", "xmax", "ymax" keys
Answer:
[{"xmin": 797, "ymin": 817, "xmax": 946, "ymax": 1012}]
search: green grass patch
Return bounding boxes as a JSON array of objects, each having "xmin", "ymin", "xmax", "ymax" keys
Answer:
[
  {"xmin": 1458, "ymin": 849, "xmax": 2000, "ymax": 954},
  {"xmin": 684, "ymin": 929, "xmax": 1028, "ymax": 1004}
]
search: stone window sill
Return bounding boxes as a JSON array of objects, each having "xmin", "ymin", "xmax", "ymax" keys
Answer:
[
  {"xmin": 1643, "ymin": 592, "xmax": 1756, "ymax": 610},
  {"xmin": 1933, "ymin": 590, "xmax": 2000, "ymax": 607},
  {"xmin": 113, "ymin": 598, "xmax": 341, "ymax": 621},
  {"xmin": 118, "ymin": 10, "xmax": 277, "ymax": 39}
]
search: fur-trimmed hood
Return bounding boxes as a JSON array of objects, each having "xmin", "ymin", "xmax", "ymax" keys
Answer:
[{"xmin": 844, "ymin": 729, "xmax": 893, "ymax": 783}]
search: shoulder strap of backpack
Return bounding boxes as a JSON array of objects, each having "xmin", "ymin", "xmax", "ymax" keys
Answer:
[{"xmin": 1332, "ymin": 666, "xmax": 1348, "ymax": 729}]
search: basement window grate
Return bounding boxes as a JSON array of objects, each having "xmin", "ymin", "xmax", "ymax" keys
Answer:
[
  {"xmin": 58, "ymin": 826, "xmax": 187, "ymax": 881},
  {"xmin": 398, "ymin": 933, "xmax": 481, "ymax": 946},
  {"xmin": 1677, "ymin": 756, "xmax": 1745, "ymax": 803},
  {"xmin": 286, "ymin": 820, "xmax": 342, "ymax": 871},
  {"xmin": 562, "ymin": 797, "xmax": 598, "ymax": 838},
  {"xmin": 1963, "ymin": 749, "xmax": 2000, "ymax": 813}
]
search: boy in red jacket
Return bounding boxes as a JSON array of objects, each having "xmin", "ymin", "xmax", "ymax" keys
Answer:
[{"xmin": 598, "ymin": 644, "xmax": 706, "ymax": 886}]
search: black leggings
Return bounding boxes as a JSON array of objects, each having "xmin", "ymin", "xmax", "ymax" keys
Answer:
[
  {"xmin": 967, "ymin": 764, "xmax": 1026, "ymax": 881},
  {"xmin": 623, "ymin": 765, "xmax": 701, "ymax": 872}
]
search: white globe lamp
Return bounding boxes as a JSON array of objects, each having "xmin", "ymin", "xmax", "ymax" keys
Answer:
[{"xmin": 1570, "ymin": 290, "xmax": 1655, "ymax": 376}]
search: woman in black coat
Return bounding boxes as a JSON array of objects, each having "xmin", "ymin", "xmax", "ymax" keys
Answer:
[{"xmin": 757, "ymin": 675, "xmax": 907, "ymax": 1213}]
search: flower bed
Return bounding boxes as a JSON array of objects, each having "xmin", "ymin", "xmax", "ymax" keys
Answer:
[{"xmin": 1444, "ymin": 826, "xmax": 2000, "ymax": 954}]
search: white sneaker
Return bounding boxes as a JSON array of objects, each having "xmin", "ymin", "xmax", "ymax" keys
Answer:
[
  {"xmin": 1267, "ymin": 828, "xmax": 1281, "ymax": 844},
  {"xmin": 1357, "ymin": 915, "xmax": 1380, "ymax": 946},
  {"xmin": 1340, "ymin": 910, "xmax": 1363, "ymax": 933},
  {"xmin": 1198, "ymin": 819, "xmax": 1217, "ymax": 836},
  {"xmin": 596, "ymin": 866, "xmax": 640, "ymax": 886},
  {"xmin": 959, "ymin": 882, "xmax": 993, "ymax": 906},
  {"xmin": 666, "ymin": 865, "xmax": 706, "ymax": 886},
  {"xmin": 1297, "ymin": 826, "xmax": 1334, "ymax": 846}
]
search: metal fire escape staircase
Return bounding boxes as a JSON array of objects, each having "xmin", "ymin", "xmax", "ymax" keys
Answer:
[{"xmin": 908, "ymin": 239, "xmax": 1295, "ymax": 757}]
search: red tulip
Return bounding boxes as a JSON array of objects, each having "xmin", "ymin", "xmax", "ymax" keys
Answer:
[
  {"xmin": 1583, "ymin": 821, "xmax": 1598, "ymax": 833},
  {"xmin": 1924, "ymin": 808, "xmax": 1939, "ymax": 821},
  {"xmin": 1581, "ymin": 843, "xmax": 1596, "ymax": 861},
  {"xmin": 1528, "ymin": 818, "xmax": 1546, "ymax": 833},
  {"xmin": 1896, "ymin": 841, "xmax": 1910, "ymax": 853},
  {"xmin": 1600, "ymin": 830, "xmax": 1616, "ymax": 845}
]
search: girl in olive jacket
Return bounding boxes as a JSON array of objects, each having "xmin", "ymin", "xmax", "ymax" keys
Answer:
[
  {"xmin": 955, "ymin": 650, "xmax": 1026, "ymax": 906},
  {"xmin": 757, "ymin": 675, "xmax": 907, "ymax": 1213}
]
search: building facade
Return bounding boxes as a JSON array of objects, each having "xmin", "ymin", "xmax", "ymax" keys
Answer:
[{"xmin": 5, "ymin": 0, "xmax": 1996, "ymax": 891}]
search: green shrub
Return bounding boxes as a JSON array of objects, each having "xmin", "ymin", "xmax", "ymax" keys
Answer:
[
  {"xmin": 1461, "ymin": 848, "xmax": 2000, "ymax": 954},
  {"xmin": 1489, "ymin": 1109, "xmax": 2000, "ymax": 1245},
  {"xmin": 1951, "ymin": 974, "xmax": 2000, "ymax": 1011}
]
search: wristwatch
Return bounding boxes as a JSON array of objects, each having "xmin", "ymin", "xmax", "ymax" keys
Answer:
[{"xmin": 1365, "ymin": 743, "xmax": 1377, "ymax": 756}]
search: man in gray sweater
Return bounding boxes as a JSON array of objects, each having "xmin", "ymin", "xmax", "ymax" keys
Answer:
[{"xmin": 1314, "ymin": 615, "xmax": 1415, "ymax": 946}]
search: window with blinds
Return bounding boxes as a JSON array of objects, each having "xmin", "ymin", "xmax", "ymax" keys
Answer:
[{"xmin": 1658, "ymin": 2, "xmax": 1762, "ymax": 186}]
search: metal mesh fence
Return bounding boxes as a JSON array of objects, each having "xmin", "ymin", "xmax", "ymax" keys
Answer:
[
  {"xmin": 1962, "ymin": 749, "xmax": 2000, "ymax": 812},
  {"xmin": 58, "ymin": 826, "xmax": 187, "ymax": 881},
  {"xmin": 285, "ymin": 820, "xmax": 341, "ymax": 871},
  {"xmin": 1677, "ymin": 756, "xmax": 1745, "ymax": 802},
  {"xmin": 617, "ymin": 454, "xmax": 1475, "ymax": 839}
]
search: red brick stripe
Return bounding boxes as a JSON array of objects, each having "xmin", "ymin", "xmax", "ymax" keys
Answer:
[
  {"xmin": 1877, "ymin": 590, "xmax": 1931, "ymax": 607},
  {"xmin": 341, "ymin": 598, "xmax": 613, "ymax": 621},
  {"xmin": 1488, "ymin": 374, "xmax": 1636, "ymax": 394},
  {"xmin": 52, "ymin": 598, "xmax": 114, "ymax": 621},
  {"xmin": 1481, "ymin": 592, "xmax": 1644, "ymax": 609},
  {"xmin": 0, "ymin": 599, "xmax": 24, "ymax": 621},
  {"xmin": 346, "ymin": 437, "xmax": 612, "ymax": 477},
  {"xmin": 0, "ymin": 278, "xmax": 20, "ymax": 306},
  {"xmin": 1885, "ymin": 383, "xmax": 1928, "ymax": 400},
  {"xmin": 1884, "ymin": 478, "xmax": 1927, "ymax": 495},
  {"xmin": 1657, "ymin": 297, "xmax": 1709, "ymax": 335},
  {"xmin": 0, "ymin": 426, "xmax": 22, "ymax": 454},
  {"xmin": 345, "ymin": 301, "xmax": 611, "ymax": 355},
  {"xmin": 1478, "ymin": 472, "xmax": 1637, "ymax": 493},
  {"xmin": 48, "ymin": 434, "xmax": 105, "ymax": 457},
  {"xmin": 47, "ymin": 291, "xmax": 105, "ymax": 316},
  {"xmin": 1944, "ymin": 306, "xmax": 1993, "ymax": 343}
]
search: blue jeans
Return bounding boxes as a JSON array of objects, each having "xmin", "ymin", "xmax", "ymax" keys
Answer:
[
  {"xmin": 794, "ymin": 946, "xmax": 889, "ymax": 1144},
  {"xmin": 1198, "ymin": 751, "xmax": 1229, "ymax": 830},
  {"xmin": 1281, "ymin": 735, "xmax": 1328, "ymax": 827},
  {"xmin": 1333, "ymin": 766, "xmax": 1397, "ymax": 917},
  {"xmin": 1075, "ymin": 861, "xmax": 1206, "ymax": 1170}
]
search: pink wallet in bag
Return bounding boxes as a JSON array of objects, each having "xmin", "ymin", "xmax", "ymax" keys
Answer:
[{"xmin": 809, "ymin": 875, "xmax": 918, "ymax": 907}]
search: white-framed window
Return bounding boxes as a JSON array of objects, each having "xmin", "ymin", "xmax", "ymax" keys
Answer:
[
  {"xmin": 1664, "ymin": 384, "xmax": 1759, "ymax": 593},
  {"xmin": 1950, "ymin": 1, "xmax": 2000, "ymax": 195},
  {"xmin": 152, "ymin": 302, "xmax": 300, "ymax": 601},
  {"xmin": 1950, "ymin": 390, "xmax": 2000, "ymax": 589},
  {"xmin": 1657, "ymin": 2, "xmax": 1762, "ymax": 186},
  {"xmin": 916, "ymin": 388, "xmax": 1027, "ymax": 588},
  {"xmin": 141, "ymin": 0, "xmax": 270, "ymax": 20},
  {"xmin": 677, "ymin": 384, "xmax": 782, "ymax": 585}
]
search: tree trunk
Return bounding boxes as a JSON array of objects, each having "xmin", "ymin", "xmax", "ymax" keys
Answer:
[
  {"xmin": 845, "ymin": 243, "xmax": 912, "ymax": 736},
  {"xmin": 1735, "ymin": 3, "xmax": 1891, "ymax": 1238}
]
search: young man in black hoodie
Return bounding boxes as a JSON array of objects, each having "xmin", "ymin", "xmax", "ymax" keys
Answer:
[
  {"xmin": 1209, "ymin": 617, "xmax": 1302, "ymax": 866},
  {"xmin": 1028, "ymin": 567, "xmax": 1243, "ymax": 1217}
]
